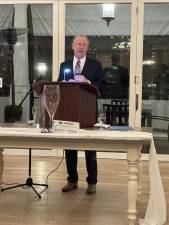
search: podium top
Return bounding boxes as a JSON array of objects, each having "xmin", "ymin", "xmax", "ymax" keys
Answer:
[{"xmin": 33, "ymin": 81, "xmax": 100, "ymax": 97}]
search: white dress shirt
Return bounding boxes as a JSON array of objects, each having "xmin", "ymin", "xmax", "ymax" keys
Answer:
[{"xmin": 73, "ymin": 56, "xmax": 86, "ymax": 75}]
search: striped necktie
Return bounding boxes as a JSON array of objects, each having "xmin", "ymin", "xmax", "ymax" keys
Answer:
[{"xmin": 75, "ymin": 60, "xmax": 81, "ymax": 75}]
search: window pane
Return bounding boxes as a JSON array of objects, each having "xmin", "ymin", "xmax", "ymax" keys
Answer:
[
  {"xmin": 142, "ymin": 3, "xmax": 169, "ymax": 154},
  {"xmin": 0, "ymin": 4, "xmax": 53, "ymax": 123}
]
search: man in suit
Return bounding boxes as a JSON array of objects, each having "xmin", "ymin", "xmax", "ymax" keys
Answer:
[{"xmin": 58, "ymin": 35, "xmax": 105, "ymax": 194}]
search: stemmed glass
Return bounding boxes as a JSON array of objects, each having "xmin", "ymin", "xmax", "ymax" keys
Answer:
[
  {"xmin": 32, "ymin": 106, "xmax": 37, "ymax": 120},
  {"xmin": 43, "ymin": 85, "xmax": 60, "ymax": 132},
  {"xmin": 32, "ymin": 106, "xmax": 38, "ymax": 127},
  {"xmin": 98, "ymin": 112, "xmax": 106, "ymax": 125}
]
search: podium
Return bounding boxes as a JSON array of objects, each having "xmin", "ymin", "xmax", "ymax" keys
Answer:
[{"xmin": 33, "ymin": 81, "xmax": 99, "ymax": 128}]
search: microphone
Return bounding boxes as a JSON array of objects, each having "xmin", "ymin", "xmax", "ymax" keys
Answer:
[{"xmin": 63, "ymin": 68, "xmax": 71, "ymax": 81}]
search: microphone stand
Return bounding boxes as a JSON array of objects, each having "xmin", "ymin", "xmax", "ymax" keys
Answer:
[
  {"xmin": 2, "ymin": 79, "xmax": 48, "ymax": 198},
  {"xmin": 1, "ymin": 147, "xmax": 48, "ymax": 198},
  {"xmin": 16, "ymin": 86, "xmax": 33, "ymax": 114}
]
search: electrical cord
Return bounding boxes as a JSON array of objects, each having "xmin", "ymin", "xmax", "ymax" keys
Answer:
[
  {"xmin": 45, "ymin": 151, "xmax": 65, "ymax": 186},
  {"xmin": 2, "ymin": 152, "xmax": 65, "ymax": 188}
]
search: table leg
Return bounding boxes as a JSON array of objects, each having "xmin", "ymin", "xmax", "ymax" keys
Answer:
[
  {"xmin": 138, "ymin": 150, "xmax": 142, "ymax": 195},
  {"xmin": 0, "ymin": 148, "xmax": 3, "ymax": 190},
  {"xmin": 127, "ymin": 144, "xmax": 141, "ymax": 225}
]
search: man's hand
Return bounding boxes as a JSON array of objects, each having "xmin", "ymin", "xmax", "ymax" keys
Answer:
[
  {"xmin": 68, "ymin": 79, "xmax": 76, "ymax": 82},
  {"xmin": 74, "ymin": 75, "xmax": 91, "ymax": 84}
]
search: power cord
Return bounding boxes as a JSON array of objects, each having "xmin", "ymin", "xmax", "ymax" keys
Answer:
[
  {"xmin": 2, "ymin": 151, "xmax": 65, "ymax": 189},
  {"xmin": 45, "ymin": 151, "xmax": 65, "ymax": 186}
]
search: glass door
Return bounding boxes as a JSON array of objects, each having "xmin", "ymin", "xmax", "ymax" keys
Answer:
[
  {"xmin": 61, "ymin": 2, "xmax": 135, "ymax": 127},
  {"xmin": 142, "ymin": 2, "xmax": 169, "ymax": 154}
]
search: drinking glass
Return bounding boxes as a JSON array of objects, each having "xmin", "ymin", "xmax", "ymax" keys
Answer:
[
  {"xmin": 43, "ymin": 85, "xmax": 60, "ymax": 132},
  {"xmin": 98, "ymin": 112, "xmax": 106, "ymax": 125},
  {"xmin": 32, "ymin": 106, "xmax": 37, "ymax": 122},
  {"xmin": 29, "ymin": 105, "xmax": 38, "ymax": 127}
]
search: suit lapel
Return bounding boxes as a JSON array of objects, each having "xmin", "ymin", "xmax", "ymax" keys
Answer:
[
  {"xmin": 81, "ymin": 57, "xmax": 90, "ymax": 75},
  {"xmin": 68, "ymin": 60, "xmax": 74, "ymax": 76},
  {"xmin": 64, "ymin": 60, "xmax": 74, "ymax": 79}
]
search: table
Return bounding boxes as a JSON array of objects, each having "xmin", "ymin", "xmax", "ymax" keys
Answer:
[{"xmin": 0, "ymin": 127, "xmax": 166, "ymax": 225}]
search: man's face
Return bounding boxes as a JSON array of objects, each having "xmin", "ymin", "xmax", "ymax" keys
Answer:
[{"xmin": 72, "ymin": 36, "xmax": 89, "ymax": 59}]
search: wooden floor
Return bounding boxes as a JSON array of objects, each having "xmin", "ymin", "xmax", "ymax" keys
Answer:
[{"xmin": 0, "ymin": 155, "xmax": 168, "ymax": 225}]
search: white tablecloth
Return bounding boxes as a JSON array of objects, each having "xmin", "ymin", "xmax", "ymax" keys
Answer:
[{"xmin": 139, "ymin": 137, "xmax": 166, "ymax": 225}]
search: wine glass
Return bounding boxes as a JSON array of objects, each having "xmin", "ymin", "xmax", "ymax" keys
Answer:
[
  {"xmin": 43, "ymin": 85, "xmax": 60, "ymax": 132},
  {"xmin": 98, "ymin": 112, "xmax": 106, "ymax": 125},
  {"xmin": 32, "ymin": 106, "xmax": 38, "ymax": 127}
]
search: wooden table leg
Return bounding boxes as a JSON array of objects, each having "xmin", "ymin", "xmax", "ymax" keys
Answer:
[
  {"xmin": 0, "ymin": 148, "xmax": 3, "ymax": 190},
  {"xmin": 138, "ymin": 150, "xmax": 142, "ymax": 195},
  {"xmin": 127, "ymin": 144, "xmax": 141, "ymax": 225}
]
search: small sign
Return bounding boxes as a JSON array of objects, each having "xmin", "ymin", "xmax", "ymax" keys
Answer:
[
  {"xmin": 53, "ymin": 120, "xmax": 80, "ymax": 132},
  {"xmin": 0, "ymin": 78, "xmax": 2, "ymax": 88}
]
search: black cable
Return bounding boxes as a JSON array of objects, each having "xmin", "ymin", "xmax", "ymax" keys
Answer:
[
  {"xmin": 2, "ymin": 152, "xmax": 65, "ymax": 189},
  {"xmin": 45, "ymin": 151, "xmax": 65, "ymax": 186}
]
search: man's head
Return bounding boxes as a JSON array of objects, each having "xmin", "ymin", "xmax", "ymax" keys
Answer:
[{"xmin": 72, "ymin": 35, "xmax": 89, "ymax": 59}]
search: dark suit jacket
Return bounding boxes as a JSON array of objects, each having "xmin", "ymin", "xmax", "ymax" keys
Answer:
[{"xmin": 58, "ymin": 57, "xmax": 106, "ymax": 95}]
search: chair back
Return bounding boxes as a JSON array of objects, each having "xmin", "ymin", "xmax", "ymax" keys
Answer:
[{"xmin": 103, "ymin": 99, "xmax": 129, "ymax": 125}]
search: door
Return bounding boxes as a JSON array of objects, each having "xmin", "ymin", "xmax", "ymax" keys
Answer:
[
  {"xmin": 141, "ymin": 2, "xmax": 169, "ymax": 154},
  {"xmin": 58, "ymin": 0, "xmax": 139, "ymax": 127}
]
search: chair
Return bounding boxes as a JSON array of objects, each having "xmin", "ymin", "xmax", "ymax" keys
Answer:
[
  {"xmin": 103, "ymin": 99, "xmax": 129, "ymax": 126},
  {"xmin": 141, "ymin": 112, "xmax": 169, "ymax": 153},
  {"xmin": 141, "ymin": 109, "xmax": 152, "ymax": 127}
]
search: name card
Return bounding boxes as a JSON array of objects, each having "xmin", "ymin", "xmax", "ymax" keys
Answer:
[{"xmin": 53, "ymin": 120, "xmax": 80, "ymax": 132}]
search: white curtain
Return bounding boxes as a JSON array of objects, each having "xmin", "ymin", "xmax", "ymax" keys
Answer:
[
  {"xmin": 0, "ymin": 5, "xmax": 14, "ymax": 28},
  {"xmin": 31, "ymin": 4, "xmax": 53, "ymax": 36}
]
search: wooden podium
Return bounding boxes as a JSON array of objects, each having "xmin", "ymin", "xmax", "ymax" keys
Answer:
[{"xmin": 33, "ymin": 81, "xmax": 99, "ymax": 128}]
